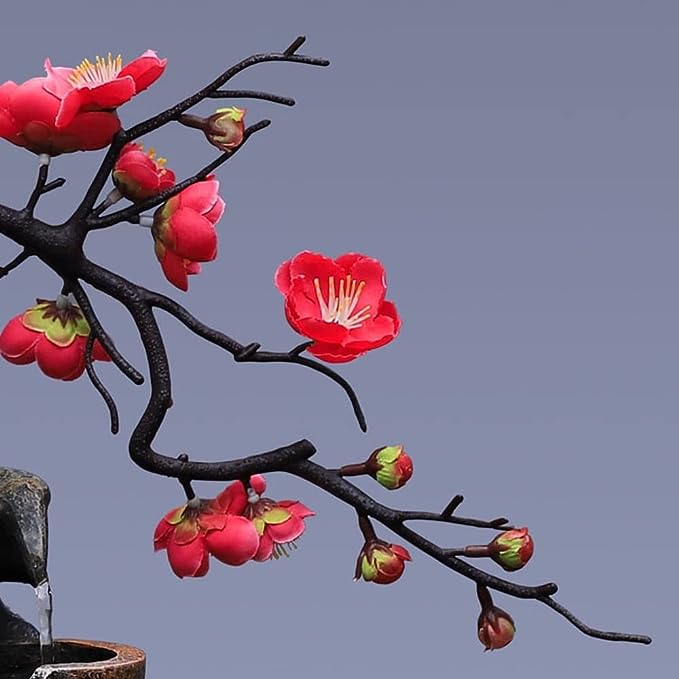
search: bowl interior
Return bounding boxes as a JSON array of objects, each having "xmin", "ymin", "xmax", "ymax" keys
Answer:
[{"xmin": 0, "ymin": 641, "xmax": 115, "ymax": 679}]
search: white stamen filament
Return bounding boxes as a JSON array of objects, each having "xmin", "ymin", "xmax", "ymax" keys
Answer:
[{"xmin": 313, "ymin": 275, "xmax": 372, "ymax": 329}]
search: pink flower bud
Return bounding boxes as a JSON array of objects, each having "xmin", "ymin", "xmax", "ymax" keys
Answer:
[
  {"xmin": 489, "ymin": 527, "xmax": 534, "ymax": 572},
  {"xmin": 366, "ymin": 444, "xmax": 413, "ymax": 490}
]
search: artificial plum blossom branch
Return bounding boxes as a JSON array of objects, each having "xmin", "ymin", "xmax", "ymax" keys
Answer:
[{"xmin": 0, "ymin": 37, "xmax": 651, "ymax": 649}]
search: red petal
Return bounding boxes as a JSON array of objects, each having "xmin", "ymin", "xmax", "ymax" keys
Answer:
[
  {"xmin": 84, "ymin": 77, "xmax": 136, "ymax": 109},
  {"xmin": 0, "ymin": 316, "xmax": 39, "ymax": 363},
  {"xmin": 284, "ymin": 278, "xmax": 322, "ymax": 321},
  {"xmin": 42, "ymin": 59, "xmax": 76, "ymax": 98},
  {"xmin": 153, "ymin": 519, "xmax": 174, "ymax": 551},
  {"xmin": 168, "ymin": 208, "xmax": 218, "ymax": 261},
  {"xmin": 204, "ymin": 515, "xmax": 259, "ymax": 566},
  {"xmin": 117, "ymin": 50, "xmax": 167, "ymax": 93},
  {"xmin": 177, "ymin": 178, "xmax": 219, "ymax": 214},
  {"xmin": 307, "ymin": 343, "xmax": 363, "ymax": 363},
  {"xmin": 279, "ymin": 500, "xmax": 314, "ymax": 519},
  {"xmin": 159, "ymin": 249, "xmax": 189, "ymax": 291},
  {"xmin": 266, "ymin": 514, "xmax": 305, "ymax": 543},
  {"xmin": 54, "ymin": 88, "xmax": 87, "ymax": 129},
  {"xmin": 35, "ymin": 335, "xmax": 86, "ymax": 380},
  {"xmin": 288, "ymin": 251, "xmax": 345, "ymax": 284},
  {"xmin": 292, "ymin": 317, "xmax": 349, "ymax": 345},
  {"xmin": 203, "ymin": 195, "xmax": 225, "ymax": 225},
  {"xmin": 166, "ymin": 537, "xmax": 210, "ymax": 578},
  {"xmin": 390, "ymin": 544, "xmax": 412, "ymax": 561},
  {"xmin": 253, "ymin": 531, "xmax": 273, "ymax": 561},
  {"xmin": 51, "ymin": 110, "xmax": 121, "ymax": 152},
  {"xmin": 343, "ymin": 314, "xmax": 398, "ymax": 351},
  {"xmin": 274, "ymin": 259, "xmax": 292, "ymax": 295},
  {"xmin": 9, "ymin": 79, "xmax": 60, "ymax": 128},
  {"xmin": 215, "ymin": 481, "xmax": 248, "ymax": 514},
  {"xmin": 344, "ymin": 255, "xmax": 387, "ymax": 318}
]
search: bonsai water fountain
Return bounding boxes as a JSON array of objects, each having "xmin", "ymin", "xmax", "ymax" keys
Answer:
[{"xmin": 0, "ymin": 467, "xmax": 145, "ymax": 678}]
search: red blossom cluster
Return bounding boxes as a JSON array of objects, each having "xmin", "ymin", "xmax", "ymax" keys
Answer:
[{"xmin": 153, "ymin": 475, "xmax": 313, "ymax": 577}]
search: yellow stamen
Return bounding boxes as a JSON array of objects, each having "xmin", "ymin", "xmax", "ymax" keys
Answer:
[
  {"xmin": 68, "ymin": 52, "xmax": 123, "ymax": 86},
  {"xmin": 313, "ymin": 275, "xmax": 372, "ymax": 329}
]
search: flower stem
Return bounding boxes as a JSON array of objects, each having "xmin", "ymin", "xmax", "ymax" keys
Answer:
[
  {"xmin": 178, "ymin": 113, "xmax": 208, "ymax": 131},
  {"xmin": 476, "ymin": 583, "xmax": 494, "ymax": 611},
  {"xmin": 357, "ymin": 513, "xmax": 377, "ymax": 542},
  {"xmin": 336, "ymin": 462, "xmax": 368, "ymax": 477}
]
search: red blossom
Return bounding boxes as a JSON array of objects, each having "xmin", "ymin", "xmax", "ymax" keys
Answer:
[
  {"xmin": 152, "ymin": 176, "xmax": 225, "ymax": 291},
  {"xmin": 275, "ymin": 251, "xmax": 401, "ymax": 363},
  {"xmin": 216, "ymin": 475, "xmax": 314, "ymax": 561},
  {"xmin": 0, "ymin": 298, "xmax": 110, "ymax": 381},
  {"xmin": 0, "ymin": 51, "xmax": 165, "ymax": 155},
  {"xmin": 154, "ymin": 496, "xmax": 259, "ymax": 578},
  {"xmin": 112, "ymin": 142, "xmax": 176, "ymax": 202}
]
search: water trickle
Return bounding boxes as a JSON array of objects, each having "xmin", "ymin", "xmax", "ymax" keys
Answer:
[{"xmin": 34, "ymin": 580, "xmax": 54, "ymax": 665}]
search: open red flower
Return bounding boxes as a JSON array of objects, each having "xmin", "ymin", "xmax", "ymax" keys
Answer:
[
  {"xmin": 0, "ymin": 298, "xmax": 110, "ymax": 381},
  {"xmin": 154, "ymin": 495, "xmax": 259, "ymax": 578},
  {"xmin": 215, "ymin": 475, "xmax": 314, "ymax": 561},
  {"xmin": 112, "ymin": 142, "xmax": 176, "ymax": 202},
  {"xmin": 275, "ymin": 251, "xmax": 401, "ymax": 362},
  {"xmin": 0, "ymin": 51, "xmax": 165, "ymax": 155},
  {"xmin": 152, "ymin": 176, "xmax": 225, "ymax": 291}
]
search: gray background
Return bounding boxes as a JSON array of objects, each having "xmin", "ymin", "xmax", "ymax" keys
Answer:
[{"xmin": 0, "ymin": 1, "xmax": 675, "ymax": 677}]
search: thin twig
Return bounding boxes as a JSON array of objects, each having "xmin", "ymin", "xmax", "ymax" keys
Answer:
[
  {"xmin": 69, "ymin": 281, "xmax": 145, "ymax": 385},
  {"xmin": 0, "ymin": 249, "xmax": 32, "ymax": 279},
  {"xmin": 84, "ymin": 333, "xmax": 119, "ymax": 435},
  {"xmin": 208, "ymin": 90, "xmax": 296, "ymax": 106}
]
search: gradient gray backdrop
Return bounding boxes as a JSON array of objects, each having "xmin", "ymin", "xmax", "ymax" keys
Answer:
[{"xmin": 0, "ymin": 1, "xmax": 675, "ymax": 677}]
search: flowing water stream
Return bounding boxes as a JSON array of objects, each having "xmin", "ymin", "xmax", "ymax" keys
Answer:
[{"xmin": 34, "ymin": 580, "xmax": 53, "ymax": 666}]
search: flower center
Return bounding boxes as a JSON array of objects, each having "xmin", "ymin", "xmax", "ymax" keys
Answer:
[
  {"xmin": 68, "ymin": 53, "xmax": 123, "ymax": 86},
  {"xmin": 313, "ymin": 275, "xmax": 372, "ymax": 329}
]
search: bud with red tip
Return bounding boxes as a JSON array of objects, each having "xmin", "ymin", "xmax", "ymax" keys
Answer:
[
  {"xmin": 354, "ymin": 514, "xmax": 411, "ymax": 584},
  {"xmin": 476, "ymin": 584, "xmax": 515, "ymax": 651},
  {"xmin": 489, "ymin": 527, "xmax": 534, "ymax": 572},
  {"xmin": 355, "ymin": 540, "xmax": 412, "ymax": 584},
  {"xmin": 366, "ymin": 444, "xmax": 413, "ymax": 490}
]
